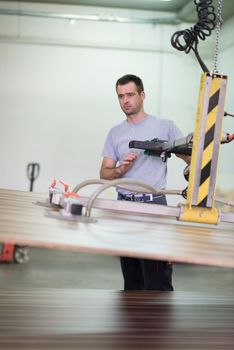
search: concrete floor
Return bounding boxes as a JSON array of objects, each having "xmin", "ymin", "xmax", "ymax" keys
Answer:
[{"xmin": 0, "ymin": 247, "xmax": 234, "ymax": 292}]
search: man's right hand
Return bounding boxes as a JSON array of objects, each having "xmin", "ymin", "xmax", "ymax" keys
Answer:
[
  {"xmin": 100, "ymin": 152, "xmax": 138, "ymax": 180},
  {"xmin": 118, "ymin": 152, "xmax": 138, "ymax": 174}
]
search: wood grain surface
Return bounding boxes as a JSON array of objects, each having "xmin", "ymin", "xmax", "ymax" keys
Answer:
[
  {"xmin": 0, "ymin": 288, "xmax": 233, "ymax": 350},
  {"xmin": 0, "ymin": 188, "xmax": 234, "ymax": 267}
]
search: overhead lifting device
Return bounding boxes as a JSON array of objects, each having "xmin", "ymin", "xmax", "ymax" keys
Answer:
[
  {"xmin": 130, "ymin": 0, "xmax": 234, "ymax": 224},
  {"xmin": 172, "ymin": 0, "xmax": 227, "ymax": 224}
]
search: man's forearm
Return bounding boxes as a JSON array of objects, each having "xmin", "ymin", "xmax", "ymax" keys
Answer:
[
  {"xmin": 176, "ymin": 154, "xmax": 191, "ymax": 164},
  {"xmin": 100, "ymin": 165, "xmax": 125, "ymax": 180}
]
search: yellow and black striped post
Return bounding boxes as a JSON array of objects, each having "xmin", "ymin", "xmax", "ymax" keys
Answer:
[{"xmin": 179, "ymin": 72, "xmax": 227, "ymax": 224}]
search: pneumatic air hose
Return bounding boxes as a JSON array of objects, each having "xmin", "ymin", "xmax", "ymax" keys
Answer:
[{"xmin": 171, "ymin": 0, "xmax": 216, "ymax": 72}]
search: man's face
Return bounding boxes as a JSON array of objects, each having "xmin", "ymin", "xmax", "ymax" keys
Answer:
[{"xmin": 116, "ymin": 82, "xmax": 145, "ymax": 117}]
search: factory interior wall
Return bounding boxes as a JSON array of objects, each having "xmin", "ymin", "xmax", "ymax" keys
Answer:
[{"xmin": 0, "ymin": 1, "xmax": 233, "ymax": 204}]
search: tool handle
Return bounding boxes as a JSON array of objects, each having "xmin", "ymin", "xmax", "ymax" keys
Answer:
[{"xmin": 27, "ymin": 163, "xmax": 40, "ymax": 192}]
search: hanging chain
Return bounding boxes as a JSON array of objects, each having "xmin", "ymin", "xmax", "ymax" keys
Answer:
[{"xmin": 213, "ymin": 0, "xmax": 223, "ymax": 73}]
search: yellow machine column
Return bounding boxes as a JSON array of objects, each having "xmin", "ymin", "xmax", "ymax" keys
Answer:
[{"xmin": 179, "ymin": 72, "xmax": 227, "ymax": 224}]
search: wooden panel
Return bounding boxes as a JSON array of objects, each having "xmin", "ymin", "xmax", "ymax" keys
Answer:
[
  {"xmin": 0, "ymin": 188, "xmax": 234, "ymax": 267},
  {"xmin": 0, "ymin": 288, "xmax": 233, "ymax": 350}
]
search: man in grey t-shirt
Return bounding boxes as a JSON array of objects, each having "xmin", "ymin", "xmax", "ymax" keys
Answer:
[{"xmin": 100, "ymin": 74, "xmax": 189, "ymax": 290}]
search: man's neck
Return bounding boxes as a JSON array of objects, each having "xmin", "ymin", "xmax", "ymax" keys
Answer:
[{"xmin": 126, "ymin": 111, "xmax": 147, "ymax": 124}]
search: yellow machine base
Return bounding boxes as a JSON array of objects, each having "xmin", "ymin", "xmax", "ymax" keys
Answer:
[{"xmin": 178, "ymin": 204, "xmax": 220, "ymax": 225}]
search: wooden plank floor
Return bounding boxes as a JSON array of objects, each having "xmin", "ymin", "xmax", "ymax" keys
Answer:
[
  {"xmin": 0, "ymin": 288, "xmax": 233, "ymax": 350},
  {"xmin": 0, "ymin": 188, "xmax": 234, "ymax": 267}
]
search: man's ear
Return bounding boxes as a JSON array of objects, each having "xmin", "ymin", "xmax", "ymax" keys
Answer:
[{"xmin": 141, "ymin": 91, "xmax": 145, "ymax": 100}]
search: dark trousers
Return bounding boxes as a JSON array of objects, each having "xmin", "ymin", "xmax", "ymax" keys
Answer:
[{"xmin": 118, "ymin": 194, "xmax": 173, "ymax": 291}]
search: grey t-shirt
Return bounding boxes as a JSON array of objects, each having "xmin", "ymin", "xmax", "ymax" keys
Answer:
[{"xmin": 101, "ymin": 115, "xmax": 183, "ymax": 193}]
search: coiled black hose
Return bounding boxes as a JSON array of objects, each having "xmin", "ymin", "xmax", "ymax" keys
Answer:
[{"xmin": 171, "ymin": 0, "xmax": 216, "ymax": 72}]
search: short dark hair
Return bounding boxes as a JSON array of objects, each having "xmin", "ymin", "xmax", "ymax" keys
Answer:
[{"xmin": 116, "ymin": 74, "xmax": 144, "ymax": 94}]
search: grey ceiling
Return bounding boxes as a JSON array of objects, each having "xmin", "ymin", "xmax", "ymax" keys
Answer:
[
  {"xmin": 11, "ymin": 0, "xmax": 189, "ymax": 12},
  {"xmin": 2, "ymin": 0, "xmax": 234, "ymax": 22}
]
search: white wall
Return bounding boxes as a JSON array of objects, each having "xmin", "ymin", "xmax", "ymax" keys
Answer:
[{"xmin": 0, "ymin": 1, "xmax": 233, "ymax": 204}]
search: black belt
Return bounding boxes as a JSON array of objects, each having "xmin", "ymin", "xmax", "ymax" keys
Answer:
[{"xmin": 118, "ymin": 193, "xmax": 164, "ymax": 203}]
